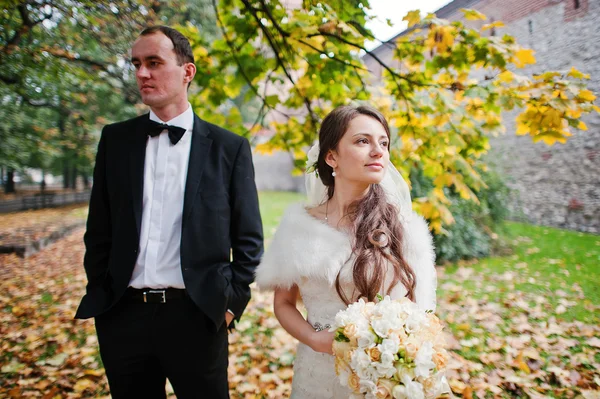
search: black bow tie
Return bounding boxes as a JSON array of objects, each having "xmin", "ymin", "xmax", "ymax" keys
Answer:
[{"xmin": 146, "ymin": 119, "xmax": 187, "ymax": 145}]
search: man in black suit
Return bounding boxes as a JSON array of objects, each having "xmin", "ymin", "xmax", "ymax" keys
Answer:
[{"xmin": 75, "ymin": 26, "xmax": 263, "ymax": 399}]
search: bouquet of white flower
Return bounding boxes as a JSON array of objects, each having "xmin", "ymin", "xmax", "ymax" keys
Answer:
[{"xmin": 331, "ymin": 296, "xmax": 451, "ymax": 399}]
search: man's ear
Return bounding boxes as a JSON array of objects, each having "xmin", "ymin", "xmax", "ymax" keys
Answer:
[{"xmin": 184, "ymin": 62, "xmax": 197, "ymax": 85}]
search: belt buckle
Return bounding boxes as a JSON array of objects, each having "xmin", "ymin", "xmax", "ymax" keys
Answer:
[{"xmin": 143, "ymin": 289, "xmax": 167, "ymax": 303}]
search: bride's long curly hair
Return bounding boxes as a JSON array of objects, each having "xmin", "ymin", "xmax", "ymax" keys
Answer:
[{"xmin": 316, "ymin": 105, "xmax": 416, "ymax": 305}]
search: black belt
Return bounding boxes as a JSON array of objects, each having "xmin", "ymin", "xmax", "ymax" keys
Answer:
[{"xmin": 126, "ymin": 287, "xmax": 188, "ymax": 303}]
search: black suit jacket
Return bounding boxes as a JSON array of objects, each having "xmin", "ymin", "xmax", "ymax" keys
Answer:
[{"xmin": 75, "ymin": 113, "xmax": 264, "ymax": 329}]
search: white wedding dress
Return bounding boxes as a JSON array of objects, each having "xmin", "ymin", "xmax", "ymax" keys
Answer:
[{"xmin": 254, "ymin": 203, "xmax": 437, "ymax": 399}]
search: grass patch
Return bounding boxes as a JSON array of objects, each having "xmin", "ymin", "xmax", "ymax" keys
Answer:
[
  {"xmin": 259, "ymin": 191, "xmax": 305, "ymax": 241},
  {"xmin": 442, "ymin": 221, "xmax": 600, "ymax": 323}
]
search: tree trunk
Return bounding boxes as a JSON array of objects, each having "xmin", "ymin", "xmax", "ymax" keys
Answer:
[
  {"xmin": 63, "ymin": 164, "xmax": 70, "ymax": 189},
  {"xmin": 71, "ymin": 165, "xmax": 78, "ymax": 190},
  {"xmin": 59, "ymin": 106, "xmax": 72, "ymax": 190},
  {"xmin": 5, "ymin": 168, "xmax": 15, "ymax": 194},
  {"xmin": 82, "ymin": 173, "xmax": 89, "ymax": 189},
  {"xmin": 40, "ymin": 170, "xmax": 46, "ymax": 193}
]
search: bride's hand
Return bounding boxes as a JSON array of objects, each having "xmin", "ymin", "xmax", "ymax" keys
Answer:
[{"xmin": 309, "ymin": 330, "xmax": 335, "ymax": 355}]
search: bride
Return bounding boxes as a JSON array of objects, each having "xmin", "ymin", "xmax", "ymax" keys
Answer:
[{"xmin": 254, "ymin": 105, "xmax": 437, "ymax": 399}]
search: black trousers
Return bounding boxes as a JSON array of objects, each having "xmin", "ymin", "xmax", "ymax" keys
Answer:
[{"xmin": 94, "ymin": 292, "xmax": 229, "ymax": 399}]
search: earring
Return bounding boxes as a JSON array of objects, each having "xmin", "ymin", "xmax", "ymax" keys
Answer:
[{"xmin": 332, "ymin": 170, "xmax": 336, "ymax": 177}]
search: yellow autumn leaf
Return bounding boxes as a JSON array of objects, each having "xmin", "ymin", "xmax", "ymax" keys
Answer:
[
  {"xmin": 566, "ymin": 108, "xmax": 582, "ymax": 119},
  {"xmin": 402, "ymin": 10, "xmax": 421, "ymax": 28},
  {"xmin": 293, "ymin": 148, "xmax": 306, "ymax": 159},
  {"xmin": 427, "ymin": 25, "xmax": 455, "ymax": 54},
  {"xmin": 578, "ymin": 121, "xmax": 588, "ymax": 131},
  {"xmin": 516, "ymin": 352, "xmax": 531, "ymax": 374},
  {"xmin": 462, "ymin": 9, "xmax": 487, "ymax": 20},
  {"xmin": 541, "ymin": 108, "xmax": 562, "ymax": 129},
  {"xmin": 432, "ymin": 187, "xmax": 449, "ymax": 204},
  {"xmin": 11, "ymin": 306, "xmax": 24, "ymax": 316},
  {"xmin": 84, "ymin": 369, "xmax": 104, "ymax": 377},
  {"xmin": 455, "ymin": 180, "xmax": 477, "ymax": 202},
  {"xmin": 416, "ymin": 201, "xmax": 435, "ymax": 219},
  {"xmin": 533, "ymin": 132, "xmax": 567, "ymax": 145},
  {"xmin": 255, "ymin": 143, "xmax": 275, "ymax": 155},
  {"xmin": 497, "ymin": 70, "xmax": 514, "ymax": 83},
  {"xmin": 429, "ymin": 220, "xmax": 443, "ymax": 234},
  {"xmin": 577, "ymin": 89, "xmax": 597, "ymax": 102},
  {"xmin": 436, "ymin": 72, "xmax": 454, "ymax": 85},
  {"xmin": 434, "ymin": 174, "xmax": 453, "ymax": 187},
  {"xmin": 73, "ymin": 378, "xmax": 94, "ymax": 392},
  {"xmin": 516, "ymin": 122, "xmax": 529, "ymax": 135},
  {"xmin": 444, "ymin": 146, "xmax": 457, "ymax": 156},
  {"xmin": 482, "ymin": 21, "xmax": 505, "ymax": 31},
  {"xmin": 438, "ymin": 26, "xmax": 455, "ymax": 53},
  {"xmin": 193, "ymin": 45, "xmax": 209, "ymax": 58},
  {"xmin": 552, "ymin": 90, "xmax": 568, "ymax": 99},
  {"xmin": 434, "ymin": 114, "xmax": 450, "ymax": 126},
  {"xmin": 568, "ymin": 66, "xmax": 590, "ymax": 80},
  {"xmin": 513, "ymin": 48, "xmax": 536, "ymax": 68}
]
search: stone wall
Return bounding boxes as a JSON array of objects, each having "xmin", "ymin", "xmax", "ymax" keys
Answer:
[
  {"xmin": 253, "ymin": 151, "xmax": 305, "ymax": 193},
  {"xmin": 363, "ymin": 0, "xmax": 600, "ymax": 233},
  {"xmin": 479, "ymin": 0, "xmax": 599, "ymax": 233}
]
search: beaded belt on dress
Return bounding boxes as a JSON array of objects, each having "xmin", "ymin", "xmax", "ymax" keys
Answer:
[{"xmin": 312, "ymin": 322, "xmax": 331, "ymax": 332}]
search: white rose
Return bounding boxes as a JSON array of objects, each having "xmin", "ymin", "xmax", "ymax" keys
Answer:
[
  {"xmin": 333, "ymin": 306, "xmax": 369, "ymax": 331},
  {"xmin": 414, "ymin": 341, "xmax": 435, "ymax": 379},
  {"xmin": 380, "ymin": 352, "xmax": 395, "ymax": 367},
  {"xmin": 374, "ymin": 362, "xmax": 397, "ymax": 379},
  {"xmin": 360, "ymin": 379, "xmax": 378, "ymax": 396},
  {"xmin": 404, "ymin": 311, "xmax": 428, "ymax": 334},
  {"xmin": 350, "ymin": 349, "xmax": 372, "ymax": 373},
  {"xmin": 376, "ymin": 378, "xmax": 396, "ymax": 399},
  {"xmin": 395, "ymin": 364, "xmax": 415, "ymax": 382},
  {"xmin": 357, "ymin": 328, "xmax": 378, "ymax": 348},
  {"xmin": 372, "ymin": 317, "xmax": 397, "ymax": 338},
  {"xmin": 357, "ymin": 364, "xmax": 382, "ymax": 381},
  {"xmin": 432, "ymin": 373, "xmax": 451, "ymax": 397},
  {"xmin": 402, "ymin": 376, "xmax": 425, "ymax": 399},
  {"xmin": 381, "ymin": 336, "xmax": 400, "ymax": 355},
  {"xmin": 306, "ymin": 143, "xmax": 320, "ymax": 168},
  {"xmin": 392, "ymin": 385, "xmax": 407, "ymax": 399}
]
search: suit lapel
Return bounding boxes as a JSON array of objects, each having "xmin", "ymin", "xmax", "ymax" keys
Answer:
[
  {"xmin": 183, "ymin": 114, "xmax": 212, "ymax": 223},
  {"xmin": 130, "ymin": 115, "xmax": 149, "ymax": 237}
]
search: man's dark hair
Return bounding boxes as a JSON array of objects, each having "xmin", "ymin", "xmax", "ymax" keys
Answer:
[{"xmin": 140, "ymin": 26, "xmax": 195, "ymax": 65}]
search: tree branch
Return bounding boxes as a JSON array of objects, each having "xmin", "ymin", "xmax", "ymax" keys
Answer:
[
  {"xmin": 212, "ymin": 0, "xmax": 291, "ymax": 120},
  {"xmin": 296, "ymin": 38, "xmax": 368, "ymax": 71},
  {"xmin": 240, "ymin": 0, "xmax": 319, "ymax": 133},
  {"xmin": 312, "ymin": 31, "xmax": 421, "ymax": 117},
  {"xmin": 0, "ymin": 74, "xmax": 20, "ymax": 85},
  {"xmin": 40, "ymin": 46, "xmax": 110, "ymax": 70},
  {"xmin": 2, "ymin": 4, "xmax": 52, "ymax": 54}
]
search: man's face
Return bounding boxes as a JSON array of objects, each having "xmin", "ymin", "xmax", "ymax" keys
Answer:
[{"xmin": 131, "ymin": 32, "xmax": 191, "ymax": 109}]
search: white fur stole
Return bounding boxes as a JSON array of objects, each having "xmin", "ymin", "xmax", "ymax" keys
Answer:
[{"xmin": 254, "ymin": 202, "xmax": 437, "ymax": 311}]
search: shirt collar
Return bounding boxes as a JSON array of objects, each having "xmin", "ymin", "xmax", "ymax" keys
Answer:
[{"xmin": 149, "ymin": 103, "xmax": 194, "ymax": 132}]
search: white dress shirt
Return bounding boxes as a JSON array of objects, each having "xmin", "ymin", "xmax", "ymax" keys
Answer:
[{"xmin": 129, "ymin": 104, "xmax": 194, "ymax": 289}]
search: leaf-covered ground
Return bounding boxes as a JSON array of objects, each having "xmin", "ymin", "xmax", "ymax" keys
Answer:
[
  {"xmin": 0, "ymin": 205, "xmax": 87, "ymax": 250},
  {"xmin": 0, "ymin": 214, "xmax": 598, "ymax": 398}
]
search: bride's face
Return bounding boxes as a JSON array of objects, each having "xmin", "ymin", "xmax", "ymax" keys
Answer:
[{"xmin": 326, "ymin": 115, "xmax": 390, "ymax": 186}]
